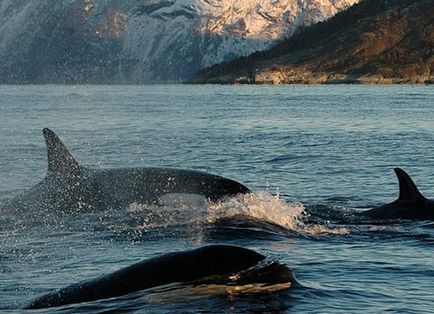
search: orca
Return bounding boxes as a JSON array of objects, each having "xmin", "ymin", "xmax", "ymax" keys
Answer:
[
  {"xmin": 361, "ymin": 168, "xmax": 434, "ymax": 220},
  {"xmin": 25, "ymin": 245, "xmax": 294, "ymax": 309},
  {"xmin": 1, "ymin": 128, "xmax": 250, "ymax": 212}
]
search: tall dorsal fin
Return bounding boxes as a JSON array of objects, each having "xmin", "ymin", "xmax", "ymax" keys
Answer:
[
  {"xmin": 43, "ymin": 128, "xmax": 82, "ymax": 179},
  {"xmin": 394, "ymin": 167, "xmax": 425, "ymax": 201}
]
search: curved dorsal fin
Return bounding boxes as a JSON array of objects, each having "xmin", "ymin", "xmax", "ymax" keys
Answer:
[
  {"xmin": 43, "ymin": 128, "xmax": 82, "ymax": 179},
  {"xmin": 394, "ymin": 168, "xmax": 425, "ymax": 201}
]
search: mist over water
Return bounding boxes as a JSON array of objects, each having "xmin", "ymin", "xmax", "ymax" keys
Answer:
[{"xmin": 1, "ymin": 85, "xmax": 434, "ymax": 313}]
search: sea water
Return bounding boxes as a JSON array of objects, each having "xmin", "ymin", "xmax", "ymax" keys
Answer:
[{"xmin": 1, "ymin": 84, "xmax": 433, "ymax": 313}]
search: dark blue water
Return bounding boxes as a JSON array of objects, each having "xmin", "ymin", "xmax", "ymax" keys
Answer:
[{"xmin": 1, "ymin": 85, "xmax": 434, "ymax": 313}]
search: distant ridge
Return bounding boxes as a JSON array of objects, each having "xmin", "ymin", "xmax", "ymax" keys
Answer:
[
  {"xmin": 0, "ymin": 0, "xmax": 358, "ymax": 84},
  {"xmin": 190, "ymin": 0, "xmax": 434, "ymax": 84}
]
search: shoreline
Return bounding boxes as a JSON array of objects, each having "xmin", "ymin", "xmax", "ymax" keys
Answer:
[{"xmin": 189, "ymin": 73, "xmax": 434, "ymax": 85}]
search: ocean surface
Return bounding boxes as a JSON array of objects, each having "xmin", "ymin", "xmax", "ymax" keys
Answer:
[{"xmin": 1, "ymin": 84, "xmax": 434, "ymax": 313}]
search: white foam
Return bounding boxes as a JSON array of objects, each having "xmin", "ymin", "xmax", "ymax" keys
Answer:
[
  {"xmin": 126, "ymin": 192, "xmax": 349, "ymax": 236},
  {"xmin": 206, "ymin": 192, "xmax": 306, "ymax": 230},
  {"xmin": 207, "ymin": 192, "xmax": 349, "ymax": 236}
]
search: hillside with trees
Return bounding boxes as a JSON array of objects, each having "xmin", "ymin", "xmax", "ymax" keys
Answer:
[{"xmin": 191, "ymin": 0, "xmax": 433, "ymax": 84}]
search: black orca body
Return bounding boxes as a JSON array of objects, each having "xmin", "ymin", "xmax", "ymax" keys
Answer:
[
  {"xmin": 1, "ymin": 128, "xmax": 250, "ymax": 211},
  {"xmin": 361, "ymin": 168, "xmax": 434, "ymax": 220},
  {"xmin": 25, "ymin": 245, "xmax": 294, "ymax": 309}
]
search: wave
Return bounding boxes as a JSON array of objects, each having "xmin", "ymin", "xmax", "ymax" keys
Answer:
[
  {"xmin": 137, "ymin": 191, "xmax": 434, "ymax": 242},
  {"xmin": 6, "ymin": 190, "xmax": 434, "ymax": 243},
  {"xmin": 206, "ymin": 192, "xmax": 349, "ymax": 237},
  {"xmin": 126, "ymin": 192, "xmax": 349, "ymax": 239}
]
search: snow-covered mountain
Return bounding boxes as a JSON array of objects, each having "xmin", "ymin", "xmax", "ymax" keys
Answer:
[{"xmin": 0, "ymin": 0, "xmax": 359, "ymax": 83}]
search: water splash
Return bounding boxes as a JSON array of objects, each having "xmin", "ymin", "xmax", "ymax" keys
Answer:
[
  {"xmin": 206, "ymin": 192, "xmax": 305, "ymax": 230},
  {"xmin": 127, "ymin": 201, "xmax": 208, "ymax": 229},
  {"xmin": 302, "ymin": 224, "xmax": 349, "ymax": 236},
  {"xmin": 207, "ymin": 192, "xmax": 349, "ymax": 236},
  {"xmin": 126, "ymin": 192, "xmax": 349, "ymax": 237}
]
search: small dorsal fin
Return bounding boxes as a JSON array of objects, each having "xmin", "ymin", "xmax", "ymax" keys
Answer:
[
  {"xmin": 43, "ymin": 128, "xmax": 82, "ymax": 179},
  {"xmin": 394, "ymin": 167, "xmax": 425, "ymax": 201}
]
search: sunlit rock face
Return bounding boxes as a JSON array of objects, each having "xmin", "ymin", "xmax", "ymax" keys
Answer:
[
  {"xmin": 122, "ymin": 0, "xmax": 360, "ymax": 82},
  {"xmin": 0, "ymin": 0, "xmax": 359, "ymax": 83}
]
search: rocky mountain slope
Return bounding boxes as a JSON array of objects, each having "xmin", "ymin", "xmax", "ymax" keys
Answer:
[
  {"xmin": 192, "ymin": 0, "xmax": 434, "ymax": 84},
  {"xmin": 0, "ymin": 0, "xmax": 358, "ymax": 83}
]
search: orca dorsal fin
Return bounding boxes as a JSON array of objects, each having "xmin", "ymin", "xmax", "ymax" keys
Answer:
[
  {"xmin": 43, "ymin": 128, "xmax": 82, "ymax": 179},
  {"xmin": 394, "ymin": 168, "xmax": 426, "ymax": 201}
]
